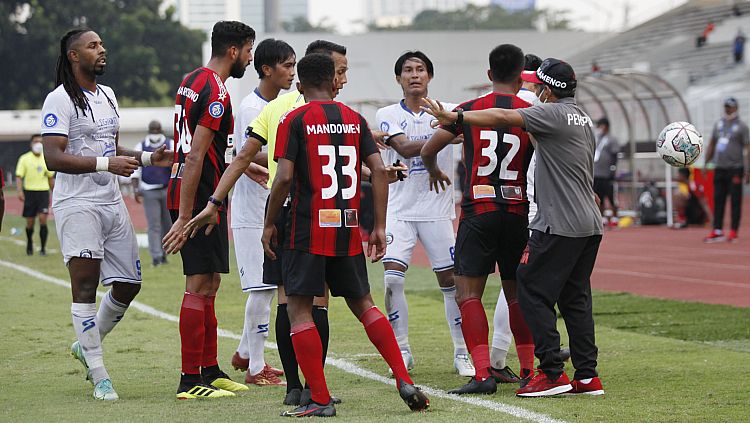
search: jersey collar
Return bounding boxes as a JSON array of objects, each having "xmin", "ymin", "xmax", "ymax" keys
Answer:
[{"xmin": 400, "ymin": 99, "xmax": 424, "ymax": 117}]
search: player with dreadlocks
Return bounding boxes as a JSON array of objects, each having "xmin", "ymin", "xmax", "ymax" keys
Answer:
[{"xmin": 40, "ymin": 28, "xmax": 173, "ymax": 401}]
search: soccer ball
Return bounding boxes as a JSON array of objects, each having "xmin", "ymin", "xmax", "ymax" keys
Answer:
[{"xmin": 656, "ymin": 121, "xmax": 703, "ymax": 167}]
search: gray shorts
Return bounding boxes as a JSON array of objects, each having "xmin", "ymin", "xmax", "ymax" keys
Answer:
[{"xmin": 54, "ymin": 202, "xmax": 142, "ymax": 285}]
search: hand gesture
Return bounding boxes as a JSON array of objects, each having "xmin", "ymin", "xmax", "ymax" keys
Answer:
[
  {"xmin": 429, "ymin": 170, "xmax": 452, "ymax": 193},
  {"xmin": 183, "ymin": 204, "xmax": 219, "ymax": 238},
  {"xmin": 420, "ymin": 98, "xmax": 457, "ymax": 128},
  {"xmin": 163, "ymin": 216, "xmax": 190, "ymax": 254},
  {"xmin": 371, "ymin": 130, "xmax": 389, "ymax": 150},
  {"xmin": 108, "ymin": 156, "xmax": 139, "ymax": 177},
  {"xmin": 244, "ymin": 163, "xmax": 269, "ymax": 189},
  {"xmin": 261, "ymin": 225, "xmax": 278, "ymax": 260},
  {"xmin": 385, "ymin": 163, "xmax": 408, "ymax": 184},
  {"xmin": 150, "ymin": 145, "xmax": 174, "ymax": 167},
  {"xmin": 367, "ymin": 227, "xmax": 387, "ymax": 263}
]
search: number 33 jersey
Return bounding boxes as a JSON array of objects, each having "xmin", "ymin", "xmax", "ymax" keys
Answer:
[
  {"xmin": 441, "ymin": 93, "xmax": 533, "ymax": 220},
  {"xmin": 274, "ymin": 101, "xmax": 379, "ymax": 257},
  {"xmin": 168, "ymin": 67, "xmax": 235, "ymax": 211}
]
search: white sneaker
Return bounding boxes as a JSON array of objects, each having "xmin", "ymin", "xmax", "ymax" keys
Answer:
[
  {"xmin": 454, "ymin": 354, "xmax": 476, "ymax": 377},
  {"xmin": 389, "ymin": 350, "xmax": 414, "ymax": 376},
  {"xmin": 93, "ymin": 378, "xmax": 119, "ymax": 401}
]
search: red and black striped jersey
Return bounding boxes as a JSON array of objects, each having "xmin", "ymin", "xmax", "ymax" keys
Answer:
[
  {"xmin": 167, "ymin": 67, "xmax": 233, "ymax": 211},
  {"xmin": 442, "ymin": 93, "xmax": 533, "ymax": 219},
  {"xmin": 274, "ymin": 101, "xmax": 379, "ymax": 257}
]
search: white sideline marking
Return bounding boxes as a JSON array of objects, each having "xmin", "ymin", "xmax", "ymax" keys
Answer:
[
  {"xmin": 0, "ymin": 236, "xmax": 59, "ymax": 254},
  {"xmin": 0, "ymin": 258, "xmax": 565, "ymax": 423}
]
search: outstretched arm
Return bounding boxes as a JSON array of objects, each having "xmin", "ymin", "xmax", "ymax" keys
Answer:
[{"xmin": 421, "ymin": 97, "xmax": 525, "ymax": 128}]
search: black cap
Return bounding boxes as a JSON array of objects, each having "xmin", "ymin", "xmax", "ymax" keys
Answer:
[
  {"xmin": 536, "ymin": 58, "xmax": 577, "ymax": 90},
  {"xmin": 724, "ymin": 97, "xmax": 738, "ymax": 107}
]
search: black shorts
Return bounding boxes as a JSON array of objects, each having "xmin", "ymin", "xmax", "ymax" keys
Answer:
[
  {"xmin": 170, "ymin": 210, "xmax": 229, "ymax": 276},
  {"xmin": 454, "ymin": 209, "xmax": 528, "ymax": 280},
  {"xmin": 262, "ymin": 203, "xmax": 291, "ymax": 286},
  {"xmin": 282, "ymin": 250, "xmax": 370, "ymax": 298},
  {"xmin": 593, "ymin": 177, "xmax": 615, "ymax": 205},
  {"xmin": 22, "ymin": 190, "xmax": 49, "ymax": 217}
]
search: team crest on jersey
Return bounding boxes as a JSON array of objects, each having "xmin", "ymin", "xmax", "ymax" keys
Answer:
[
  {"xmin": 209, "ymin": 101, "xmax": 224, "ymax": 118},
  {"xmin": 43, "ymin": 113, "xmax": 58, "ymax": 127},
  {"xmin": 380, "ymin": 121, "xmax": 390, "ymax": 132}
]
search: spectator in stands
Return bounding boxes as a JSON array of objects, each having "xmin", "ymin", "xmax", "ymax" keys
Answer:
[
  {"xmin": 732, "ymin": 2, "xmax": 742, "ymax": 17},
  {"xmin": 734, "ymin": 29, "xmax": 746, "ymax": 63},
  {"xmin": 673, "ymin": 167, "xmax": 710, "ymax": 229},
  {"xmin": 697, "ymin": 21, "xmax": 715, "ymax": 48},
  {"xmin": 132, "ymin": 120, "xmax": 172, "ymax": 266},
  {"xmin": 593, "ymin": 117, "xmax": 620, "ymax": 227},
  {"xmin": 704, "ymin": 97, "xmax": 750, "ymax": 243}
]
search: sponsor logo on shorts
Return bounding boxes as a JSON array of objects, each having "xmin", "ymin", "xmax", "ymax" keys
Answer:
[
  {"xmin": 79, "ymin": 249, "xmax": 93, "ymax": 259},
  {"xmin": 209, "ymin": 101, "xmax": 224, "ymax": 118},
  {"xmin": 43, "ymin": 113, "xmax": 58, "ymax": 128},
  {"xmin": 386, "ymin": 232, "xmax": 394, "ymax": 245},
  {"xmin": 135, "ymin": 259, "xmax": 142, "ymax": 277}
]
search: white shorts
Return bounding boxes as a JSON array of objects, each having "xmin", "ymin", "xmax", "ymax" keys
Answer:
[
  {"xmin": 232, "ymin": 227, "xmax": 276, "ymax": 292},
  {"xmin": 55, "ymin": 202, "xmax": 141, "ymax": 285},
  {"xmin": 383, "ymin": 218, "xmax": 455, "ymax": 272}
]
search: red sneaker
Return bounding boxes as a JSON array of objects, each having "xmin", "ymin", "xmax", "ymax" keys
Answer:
[
  {"xmin": 516, "ymin": 369, "xmax": 572, "ymax": 397},
  {"xmin": 569, "ymin": 377, "xmax": 604, "ymax": 395},
  {"xmin": 231, "ymin": 352, "xmax": 249, "ymax": 372},
  {"xmin": 727, "ymin": 230, "xmax": 739, "ymax": 243},
  {"xmin": 703, "ymin": 229, "xmax": 725, "ymax": 243},
  {"xmin": 245, "ymin": 367, "xmax": 287, "ymax": 386},
  {"xmin": 265, "ymin": 362, "xmax": 284, "ymax": 376}
]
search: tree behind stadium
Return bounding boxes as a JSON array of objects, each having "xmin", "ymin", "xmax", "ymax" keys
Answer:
[{"xmin": 1, "ymin": 0, "xmax": 205, "ymax": 109}]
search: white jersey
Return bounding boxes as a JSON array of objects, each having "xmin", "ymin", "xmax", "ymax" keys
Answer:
[
  {"xmin": 377, "ymin": 101, "xmax": 456, "ymax": 221},
  {"xmin": 40, "ymin": 84, "xmax": 122, "ymax": 210},
  {"xmin": 231, "ymin": 88, "xmax": 269, "ymax": 229}
]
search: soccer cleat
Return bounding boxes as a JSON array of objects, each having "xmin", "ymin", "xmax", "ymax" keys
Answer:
[
  {"xmin": 299, "ymin": 389, "xmax": 341, "ymax": 407},
  {"xmin": 40, "ymin": 249, "xmax": 47, "ymax": 256},
  {"xmin": 281, "ymin": 400, "xmax": 336, "ymax": 417},
  {"xmin": 266, "ymin": 362, "xmax": 284, "ymax": 376},
  {"xmin": 447, "ymin": 377, "xmax": 497, "ymax": 395},
  {"xmin": 246, "ymin": 366, "xmax": 286, "ymax": 386},
  {"xmin": 569, "ymin": 377, "xmax": 605, "ymax": 396},
  {"xmin": 728, "ymin": 230, "xmax": 739, "ymax": 243},
  {"xmin": 518, "ymin": 368, "xmax": 533, "ymax": 388},
  {"xmin": 388, "ymin": 350, "xmax": 414, "ymax": 376},
  {"xmin": 26, "ymin": 242, "xmax": 33, "ymax": 256},
  {"xmin": 284, "ymin": 388, "xmax": 302, "ymax": 406},
  {"xmin": 231, "ymin": 352, "xmax": 249, "ymax": 371},
  {"xmin": 70, "ymin": 341, "xmax": 92, "ymax": 384},
  {"xmin": 454, "ymin": 354, "xmax": 476, "ymax": 377},
  {"xmin": 176, "ymin": 382, "xmax": 235, "ymax": 399},
  {"xmin": 93, "ymin": 378, "xmax": 119, "ymax": 401},
  {"xmin": 204, "ymin": 370, "xmax": 249, "ymax": 392},
  {"xmin": 704, "ymin": 229, "xmax": 726, "ymax": 243},
  {"xmin": 398, "ymin": 381, "xmax": 430, "ymax": 411},
  {"xmin": 516, "ymin": 369, "xmax": 572, "ymax": 397},
  {"xmin": 490, "ymin": 366, "xmax": 519, "ymax": 384}
]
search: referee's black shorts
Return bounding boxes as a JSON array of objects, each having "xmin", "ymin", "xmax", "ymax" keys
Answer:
[
  {"xmin": 454, "ymin": 209, "xmax": 528, "ymax": 280},
  {"xmin": 170, "ymin": 209, "xmax": 229, "ymax": 275},
  {"xmin": 22, "ymin": 190, "xmax": 50, "ymax": 217}
]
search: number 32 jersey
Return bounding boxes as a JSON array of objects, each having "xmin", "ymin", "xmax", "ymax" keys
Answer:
[
  {"xmin": 441, "ymin": 93, "xmax": 533, "ymax": 220},
  {"xmin": 274, "ymin": 101, "xmax": 379, "ymax": 257},
  {"xmin": 167, "ymin": 67, "xmax": 235, "ymax": 211}
]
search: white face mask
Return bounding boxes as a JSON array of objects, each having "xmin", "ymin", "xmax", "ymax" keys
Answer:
[
  {"xmin": 147, "ymin": 134, "xmax": 165, "ymax": 144},
  {"xmin": 31, "ymin": 143, "xmax": 43, "ymax": 154}
]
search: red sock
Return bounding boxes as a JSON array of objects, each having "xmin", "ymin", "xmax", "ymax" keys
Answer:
[
  {"xmin": 202, "ymin": 295, "xmax": 218, "ymax": 368},
  {"xmin": 508, "ymin": 299, "xmax": 535, "ymax": 372},
  {"xmin": 360, "ymin": 307, "xmax": 414, "ymax": 387},
  {"xmin": 291, "ymin": 322, "xmax": 330, "ymax": 405},
  {"xmin": 459, "ymin": 298, "xmax": 491, "ymax": 380},
  {"xmin": 179, "ymin": 292, "xmax": 205, "ymax": 374}
]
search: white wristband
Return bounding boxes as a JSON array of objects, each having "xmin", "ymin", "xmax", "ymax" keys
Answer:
[
  {"xmin": 95, "ymin": 157, "xmax": 109, "ymax": 172},
  {"xmin": 141, "ymin": 151, "xmax": 153, "ymax": 167}
]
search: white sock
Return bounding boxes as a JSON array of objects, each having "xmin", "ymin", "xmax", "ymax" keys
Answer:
[
  {"xmin": 440, "ymin": 285, "xmax": 467, "ymax": 355},
  {"xmin": 96, "ymin": 290, "xmax": 129, "ymax": 341},
  {"xmin": 72, "ymin": 302, "xmax": 109, "ymax": 384},
  {"xmin": 384, "ymin": 269, "xmax": 409, "ymax": 352},
  {"xmin": 246, "ymin": 289, "xmax": 275, "ymax": 375},
  {"xmin": 237, "ymin": 294, "xmax": 251, "ymax": 359},
  {"xmin": 490, "ymin": 289, "xmax": 512, "ymax": 369}
]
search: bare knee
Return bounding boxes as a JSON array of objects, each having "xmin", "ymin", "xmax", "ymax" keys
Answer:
[
  {"xmin": 111, "ymin": 282, "xmax": 141, "ymax": 304},
  {"xmin": 346, "ymin": 293, "xmax": 375, "ymax": 320}
]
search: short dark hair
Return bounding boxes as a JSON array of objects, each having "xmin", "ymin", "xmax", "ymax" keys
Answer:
[
  {"xmin": 297, "ymin": 53, "xmax": 335, "ymax": 89},
  {"xmin": 489, "ymin": 44, "xmax": 525, "ymax": 84},
  {"xmin": 30, "ymin": 133, "xmax": 42, "ymax": 142},
  {"xmin": 524, "ymin": 54, "xmax": 542, "ymax": 71},
  {"xmin": 254, "ymin": 38, "xmax": 295, "ymax": 79},
  {"xmin": 211, "ymin": 21, "xmax": 255, "ymax": 58},
  {"xmin": 549, "ymin": 86, "xmax": 576, "ymax": 99},
  {"xmin": 305, "ymin": 40, "xmax": 346, "ymax": 56},
  {"xmin": 394, "ymin": 51, "xmax": 434, "ymax": 77},
  {"xmin": 596, "ymin": 117, "xmax": 610, "ymax": 127}
]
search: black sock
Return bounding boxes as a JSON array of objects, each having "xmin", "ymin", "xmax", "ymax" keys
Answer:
[
  {"xmin": 39, "ymin": 225, "xmax": 48, "ymax": 251},
  {"xmin": 25, "ymin": 227, "xmax": 33, "ymax": 248},
  {"xmin": 312, "ymin": 305, "xmax": 330, "ymax": 366},
  {"xmin": 180, "ymin": 372, "xmax": 201, "ymax": 386},
  {"xmin": 276, "ymin": 304, "xmax": 303, "ymax": 392},
  {"xmin": 200, "ymin": 364, "xmax": 221, "ymax": 381}
]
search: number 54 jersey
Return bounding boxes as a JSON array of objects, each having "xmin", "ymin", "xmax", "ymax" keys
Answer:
[
  {"xmin": 274, "ymin": 100, "xmax": 379, "ymax": 257},
  {"xmin": 168, "ymin": 67, "xmax": 235, "ymax": 211},
  {"xmin": 441, "ymin": 93, "xmax": 534, "ymax": 220}
]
